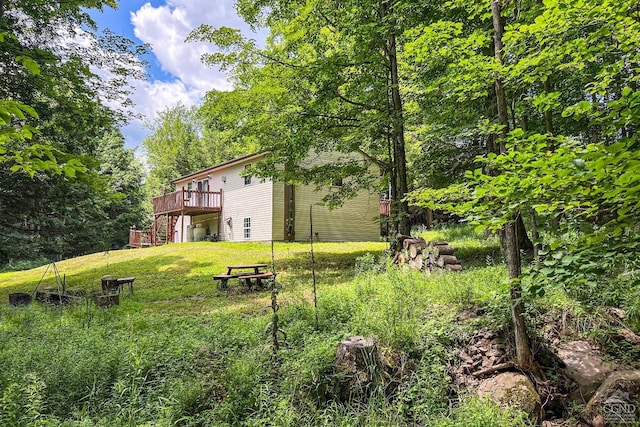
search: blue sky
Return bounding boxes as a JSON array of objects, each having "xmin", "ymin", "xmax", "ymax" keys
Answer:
[{"xmin": 88, "ymin": 1, "xmax": 267, "ymax": 152}]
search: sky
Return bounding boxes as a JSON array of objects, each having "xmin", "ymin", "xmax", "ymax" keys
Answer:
[{"xmin": 89, "ymin": 0, "xmax": 267, "ymax": 151}]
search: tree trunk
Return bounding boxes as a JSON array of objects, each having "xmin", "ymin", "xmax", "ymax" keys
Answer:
[
  {"xmin": 387, "ymin": 129, "xmax": 398, "ymax": 239},
  {"xmin": 491, "ymin": 0, "xmax": 534, "ymax": 371},
  {"xmin": 530, "ymin": 209, "xmax": 540, "ymax": 263},
  {"xmin": 516, "ymin": 214, "xmax": 533, "ymax": 251},
  {"xmin": 381, "ymin": 0, "xmax": 410, "ymax": 236}
]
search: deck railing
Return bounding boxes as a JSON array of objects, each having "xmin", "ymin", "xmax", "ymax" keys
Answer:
[
  {"xmin": 152, "ymin": 189, "xmax": 222, "ymax": 215},
  {"xmin": 129, "ymin": 227, "xmax": 153, "ymax": 248},
  {"xmin": 380, "ymin": 199, "xmax": 391, "ymax": 217}
]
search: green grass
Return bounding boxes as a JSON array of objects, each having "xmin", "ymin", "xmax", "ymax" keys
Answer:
[{"xmin": 0, "ymin": 235, "xmax": 539, "ymax": 426}]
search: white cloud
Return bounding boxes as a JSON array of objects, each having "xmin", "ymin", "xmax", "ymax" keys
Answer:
[
  {"xmin": 112, "ymin": 1, "xmax": 267, "ymax": 150},
  {"xmin": 130, "ymin": 79, "xmax": 203, "ymax": 119},
  {"xmin": 131, "ymin": 0, "xmax": 248, "ymax": 93},
  {"xmin": 120, "ymin": 78, "xmax": 203, "ymax": 150}
]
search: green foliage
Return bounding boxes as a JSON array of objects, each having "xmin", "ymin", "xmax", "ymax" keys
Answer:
[
  {"xmin": 0, "ymin": 0, "xmax": 147, "ymax": 264},
  {"xmin": 406, "ymin": 0, "xmax": 639, "ymax": 312},
  {"xmin": 0, "ymin": 373, "xmax": 52, "ymax": 426},
  {"xmin": 432, "ymin": 396, "xmax": 532, "ymax": 427},
  {"xmin": 189, "ymin": 0, "xmax": 438, "ymax": 229},
  {"xmin": 411, "ymin": 131, "xmax": 639, "ymax": 302},
  {"xmin": 0, "ymin": 239, "xmax": 517, "ymax": 425},
  {"xmin": 0, "ymin": 257, "xmax": 50, "ymax": 273}
]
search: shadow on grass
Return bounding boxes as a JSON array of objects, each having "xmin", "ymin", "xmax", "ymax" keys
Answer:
[
  {"xmin": 456, "ymin": 244, "xmax": 502, "ymax": 269},
  {"xmin": 277, "ymin": 249, "xmax": 381, "ymax": 284},
  {"xmin": 1, "ymin": 255, "xmax": 220, "ymax": 303}
]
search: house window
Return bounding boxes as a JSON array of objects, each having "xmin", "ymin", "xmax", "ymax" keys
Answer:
[
  {"xmin": 243, "ymin": 217, "xmax": 251, "ymax": 239},
  {"xmin": 185, "ymin": 182, "xmax": 193, "ymax": 199},
  {"xmin": 244, "ymin": 164, "xmax": 252, "ymax": 185}
]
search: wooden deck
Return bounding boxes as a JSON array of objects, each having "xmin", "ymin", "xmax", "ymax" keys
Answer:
[
  {"xmin": 152, "ymin": 189, "xmax": 223, "ymax": 216},
  {"xmin": 129, "ymin": 228, "xmax": 153, "ymax": 248}
]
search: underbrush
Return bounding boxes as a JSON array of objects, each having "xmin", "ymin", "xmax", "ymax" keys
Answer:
[
  {"xmin": 0, "ymin": 257, "xmax": 50, "ymax": 273},
  {"xmin": 0, "ymin": 238, "xmax": 541, "ymax": 425}
]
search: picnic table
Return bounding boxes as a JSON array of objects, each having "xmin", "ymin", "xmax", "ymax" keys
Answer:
[
  {"xmin": 213, "ymin": 264, "xmax": 275, "ymax": 289},
  {"xmin": 101, "ymin": 276, "xmax": 135, "ymax": 296}
]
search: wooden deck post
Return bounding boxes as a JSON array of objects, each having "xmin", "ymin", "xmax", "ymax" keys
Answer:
[
  {"xmin": 218, "ymin": 188, "xmax": 223, "ymax": 240},
  {"xmin": 181, "ymin": 212, "xmax": 184, "ymax": 243}
]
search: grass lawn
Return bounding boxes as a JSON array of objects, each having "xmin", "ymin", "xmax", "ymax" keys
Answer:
[{"xmin": 0, "ymin": 231, "xmax": 545, "ymax": 426}]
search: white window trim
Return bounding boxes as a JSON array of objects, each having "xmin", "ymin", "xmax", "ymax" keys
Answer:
[
  {"xmin": 243, "ymin": 217, "xmax": 251, "ymax": 239},
  {"xmin": 244, "ymin": 164, "xmax": 252, "ymax": 186}
]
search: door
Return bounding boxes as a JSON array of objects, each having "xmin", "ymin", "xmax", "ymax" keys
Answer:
[
  {"xmin": 197, "ymin": 179, "xmax": 209, "ymax": 207},
  {"xmin": 284, "ymin": 184, "xmax": 295, "ymax": 241}
]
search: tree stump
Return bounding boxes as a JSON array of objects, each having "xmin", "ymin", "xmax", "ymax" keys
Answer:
[
  {"xmin": 334, "ymin": 336, "xmax": 382, "ymax": 401},
  {"xmin": 95, "ymin": 294, "xmax": 119, "ymax": 307},
  {"xmin": 101, "ymin": 275, "xmax": 120, "ymax": 293},
  {"xmin": 9, "ymin": 293, "xmax": 31, "ymax": 306}
]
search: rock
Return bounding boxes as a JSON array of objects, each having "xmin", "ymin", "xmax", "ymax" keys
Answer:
[
  {"xmin": 555, "ymin": 340, "xmax": 612, "ymax": 401},
  {"xmin": 477, "ymin": 372, "xmax": 542, "ymax": 422},
  {"xmin": 581, "ymin": 370, "xmax": 640, "ymax": 427},
  {"xmin": 541, "ymin": 420, "xmax": 589, "ymax": 427}
]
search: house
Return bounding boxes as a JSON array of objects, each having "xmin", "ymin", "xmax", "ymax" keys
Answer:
[{"xmin": 129, "ymin": 152, "xmax": 385, "ymax": 246}]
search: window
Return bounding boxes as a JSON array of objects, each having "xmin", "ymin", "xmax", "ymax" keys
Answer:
[
  {"xmin": 197, "ymin": 179, "xmax": 209, "ymax": 206},
  {"xmin": 243, "ymin": 218, "xmax": 251, "ymax": 239},
  {"xmin": 244, "ymin": 164, "xmax": 252, "ymax": 185}
]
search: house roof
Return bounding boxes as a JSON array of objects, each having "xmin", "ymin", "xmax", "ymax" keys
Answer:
[{"xmin": 171, "ymin": 152, "xmax": 268, "ymax": 184}]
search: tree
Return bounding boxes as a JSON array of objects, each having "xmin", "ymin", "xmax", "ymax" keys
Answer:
[
  {"xmin": 143, "ymin": 104, "xmax": 212, "ymax": 197},
  {"xmin": 408, "ymin": 0, "xmax": 639, "ymax": 370},
  {"xmin": 189, "ymin": 0, "xmax": 439, "ymax": 234},
  {"xmin": 0, "ymin": 0, "xmax": 148, "ymax": 264},
  {"xmin": 96, "ymin": 130, "xmax": 147, "ymax": 249},
  {"xmin": 1, "ymin": 0, "xmax": 144, "ymax": 174}
]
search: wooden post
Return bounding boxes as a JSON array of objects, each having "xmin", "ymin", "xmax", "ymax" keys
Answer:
[
  {"xmin": 310, "ymin": 205, "xmax": 319, "ymax": 330},
  {"xmin": 218, "ymin": 188, "xmax": 223, "ymax": 241},
  {"xmin": 181, "ymin": 212, "xmax": 184, "ymax": 243}
]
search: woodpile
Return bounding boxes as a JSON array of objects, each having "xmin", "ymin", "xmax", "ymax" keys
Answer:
[{"xmin": 391, "ymin": 235, "xmax": 463, "ymax": 272}]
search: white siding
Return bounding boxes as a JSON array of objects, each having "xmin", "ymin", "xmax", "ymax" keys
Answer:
[
  {"xmin": 171, "ymin": 154, "xmax": 272, "ymax": 242},
  {"xmin": 219, "ymin": 161, "xmax": 273, "ymax": 241}
]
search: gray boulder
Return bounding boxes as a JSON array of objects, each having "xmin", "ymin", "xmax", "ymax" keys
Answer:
[{"xmin": 477, "ymin": 371, "xmax": 542, "ymax": 422}]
